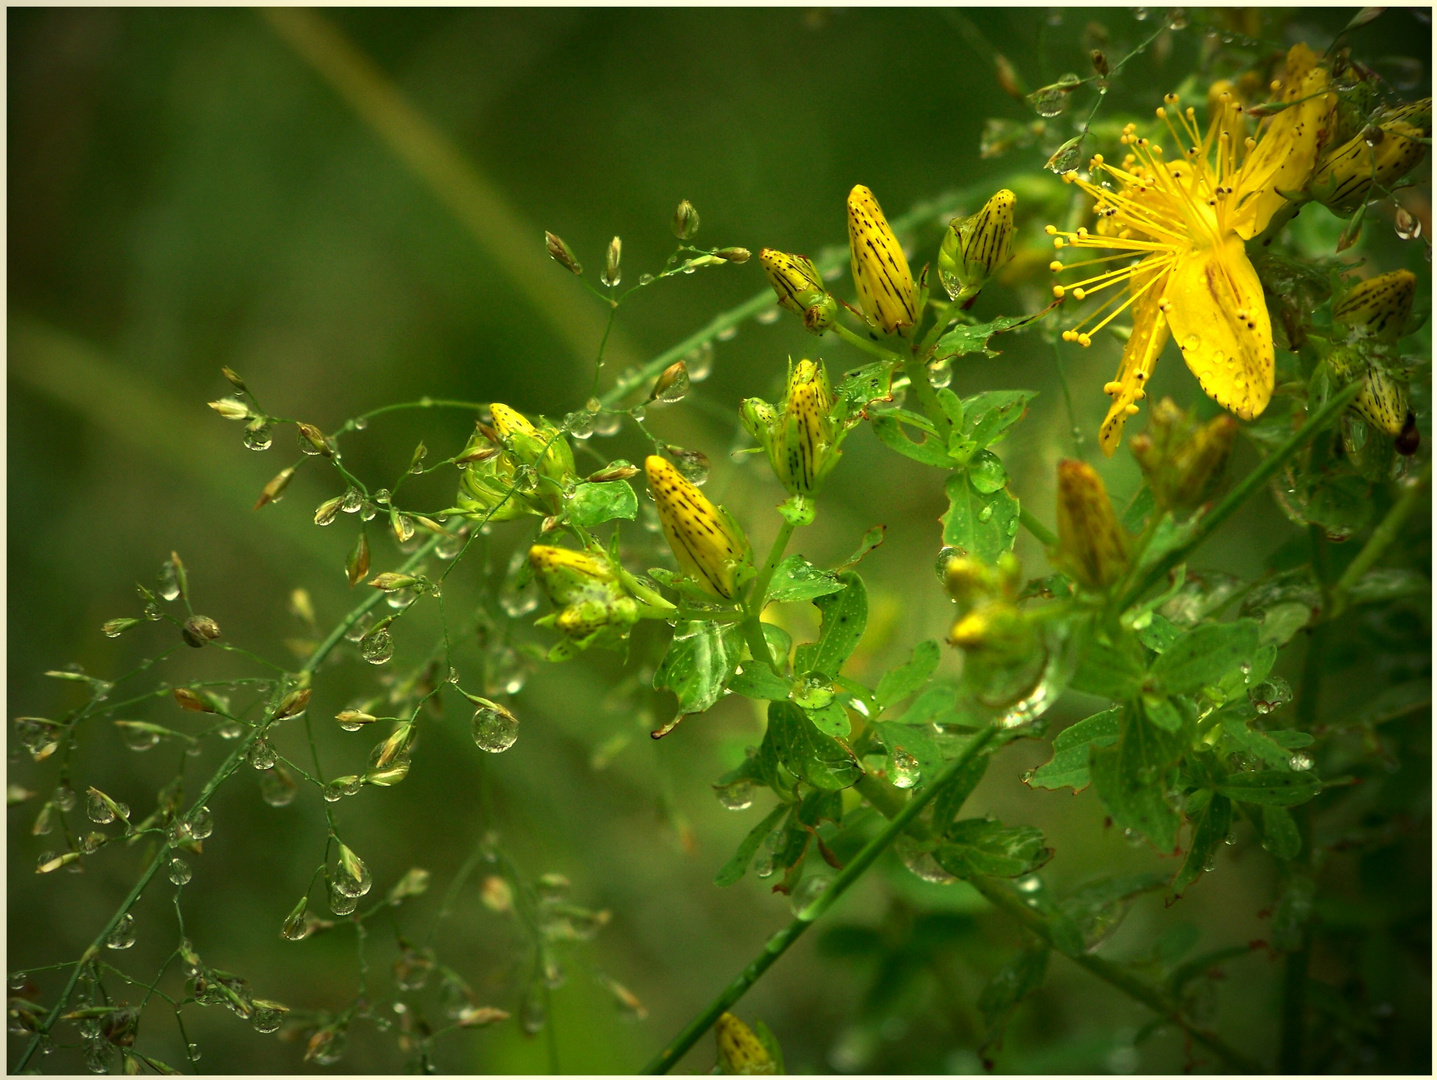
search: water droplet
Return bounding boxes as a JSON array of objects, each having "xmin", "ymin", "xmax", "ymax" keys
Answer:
[
  {"xmin": 261, "ymin": 765, "xmax": 297, "ymax": 807},
  {"xmin": 754, "ymin": 855, "xmax": 775, "ymax": 879},
  {"xmin": 53, "ymin": 783, "xmax": 76, "ymax": 812},
  {"xmin": 934, "ymin": 546, "xmax": 961, "ymax": 579},
  {"xmin": 567, "ymin": 410, "xmax": 595, "ymax": 439},
  {"xmin": 311, "ymin": 1028, "xmax": 347, "ymax": 1066},
  {"xmin": 360, "ymin": 627, "xmax": 394, "ymax": 665},
  {"xmin": 969, "ymin": 455, "xmax": 1007, "ymax": 494},
  {"xmin": 1288, "ymin": 753, "xmax": 1313, "ymax": 772},
  {"xmin": 895, "ymin": 836, "xmax": 957, "ymax": 884},
  {"xmin": 666, "ymin": 446, "xmax": 710, "ymax": 485},
  {"xmin": 1030, "ymin": 86, "xmax": 1070, "ymax": 118},
  {"xmin": 472, "ymin": 703, "xmax": 519, "ymax": 753},
  {"xmin": 122, "ymin": 725, "xmax": 161, "ymax": 752},
  {"xmin": 189, "ymin": 805, "xmax": 214, "ymax": 840},
  {"xmin": 84, "ymin": 1041, "xmax": 116, "ymax": 1074},
  {"xmin": 890, "ymin": 749, "xmax": 921, "ymax": 789},
  {"xmin": 248, "ymin": 739, "xmax": 277, "ymax": 770},
  {"xmin": 977, "ymin": 504, "xmax": 994, "ymax": 523},
  {"xmin": 250, "ymin": 1001, "xmax": 287, "ymax": 1034},
  {"xmin": 281, "ymin": 906, "xmax": 309, "ymax": 941},
  {"xmin": 322, "ymin": 776, "xmax": 362, "ymax": 803},
  {"xmin": 1133, "ymin": 6, "xmax": 1149, "ymax": 19},
  {"xmin": 106, "ymin": 913, "xmax": 136, "ymax": 950},
  {"xmin": 217, "ymin": 721, "xmax": 244, "ymax": 740},
  {"xmin": 520, "ymin": 986, "xmax": 546, "ymax": 1034},
  {"xmin": 791, "ymin": 671, "xmax": 834, "ymax": 710},
  {"xmin": 926, "ymin": 358, "xmax": 953, "ymax": 388},
  {"xmin": 629, "ymin": 403, "xmax": 647, "ymax": 422},
  {"xmin": 1248, "ymin": 676, "xmax": 1293, "ymax": 715},
  {"xmin": 394, "ymin": 946, "xmax": 435, "ymax": 991},
  {"xmin": 169, "ymin": 857, "xmax": 192, "ymax": 885},
  {"xmin": 714, "ymin": 780, "xmax": 754, "ymax": 811},
  {"xmin": 328, "ymin": 883, "xmax": 359, "ymax": 916},
  {"xmin": 485, "ymin": 646, "xmax": 528, "ymax": 697},
  {"xmin": 86, "ymin": 791, "xmax": 115, "ymax": 825},
  {"xmin": 242, "ymin": 419, "xmax": 273, "ymax": 452},
  {"xmin": 654, "ymin": 367, "xmax": 691, "ymax": 405},
  {"xmin": 790, "ymin": 873, "xmax": 832, "ymax": 919},
  {"xmin": 594, "ymin": 412, "xmax": 622, "ymax": 437},
  {"xmin": 755, "ymin": 307, "xmax": 782, "ymax": 325},
  {"xmin": 79, "ymin": 831, "xmax": 107, "ymax": 854}
]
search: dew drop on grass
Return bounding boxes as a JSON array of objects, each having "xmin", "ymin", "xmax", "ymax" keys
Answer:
[
  {"xmin": 105, "ymin": 913, "xmax": 136, "ymax": 950},
  {"xmin": 260, "ymin": 766, "xmax": 297, "ymax": 807},
  {"xmin": 790, "ymin": 873, "xmax": 832, "ymax": 918},
  {"xmin": 86, "ymin": 792, "xmax": 115, "ymax": 825},
  {"xmin": 472, "ymin": 703, "xmax": 520, "ymax": 753},
  {"xmin": 520, "ymin": 986, "xmax": 547, "ymax": 1034},
  {"xmin": 168, "ymin": 858, "xmax": 192, "ymax": 885},
  {"xmin": 890, "ymin": 750, "xmax": 921, "ymax": 789},
  {"xmin": 189, "ymin": 806, "xmax": 214, "ymax": 840},
  {"xmin": 714, "ymin": 780, "xmax": 754, "ymax": 811},
  {"xmin": 248, "ymin": 739, "xmax": 277, "ymax": 770},
  {"xmin": 328, "ymin": 883, "xmax": 358, "ymax": 916},
  {"xmin": 360, "ymin": 627, "xmax": 394, "ymax": 665}
]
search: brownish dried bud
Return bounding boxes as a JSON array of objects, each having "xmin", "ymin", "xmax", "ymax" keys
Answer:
[
  {"xmin": 181, "ymin": 616, "xmax": 221, "ymax": 648},
  {"xmin": 586, "ymin": 463, "xmax": 640, "ymax": 482},
  {"xmin": 297, "ymin": 423, "xmax": 333, "ymax": 457},
  {"xmin": 276, "ymin": 687, "xmax": 312, "ymax": 719},
  {"xmin": 1055, "ymin": 459, "xmax": 1129, "ymax": 589},
  {"xmin": 672, "ymin": 199, "xmax": 701, "ymax": 240},
  {"xmin": 346, "ymin": 531, "xmax": 370, "ymax": 589},
  {"xmin": 544, "ymin": 231, "xmax": 582, "ymax": 275},
  {"xmin": 173, "ymin": 687, "xmax": 217, "ymax": 713},
  {"xmin": 254, "ymin": 467, "xmax": 296, "ymax": 511},
  {"xmin": 715, "ymin": 247, "xmax": 751, "ymax": 263}
]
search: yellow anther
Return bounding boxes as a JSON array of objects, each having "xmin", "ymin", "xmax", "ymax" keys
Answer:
[
  {"xmin": 1125, "ymin": 404, "xmax": 1140, "ymax": 415},
  {"xmin": 1053, "ymin": 237, "xmax": 1065, "ymax": 249},
  {"xmin": 1064, "ymin": 330, "xmax": 1078, "ymax": 342},
  {"xmin": 1077, "ymin": 226, "xmax": 1089, "ymax": 237},
  {"xmin": 1072, "ymin": 287, "xmax": 1087, "ymax": 300},
  {"xmin": 1077, "ymin": 333, "xmax": 1092, "ymax": 347},
  {"xmin": 1053, "ymin": 284, "xmax": 1067, "ymax": 298},
  {"xmin": 1045, "ymin": 224, "xmax": 1058, "ymax": 235},
  {"xmin": 1049, "ymin": 261, "xmax": 1064, "ymax": 272},
  {"xmin": 1156, "ymin": 106, "xmax": 1167, "ymax": 119},
  {"xmin": 1103, "ymin": 381, "xmax": 1123, "ymax": 395},
  {"xmin": 1164, "ymin": 92, "xmax": 1179, "ymax": 105}
]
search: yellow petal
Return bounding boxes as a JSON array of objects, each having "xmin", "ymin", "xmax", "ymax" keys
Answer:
[
  {"xmin": 1098, "ymin": 270, "xmax": 1171, "ymax": 457},
  {"xmin": 1164, "ymin": 237, "xmax": 1273, "ymax": 420}
]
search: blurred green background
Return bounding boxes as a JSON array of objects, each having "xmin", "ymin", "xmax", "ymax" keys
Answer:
[{"xmin": 9, "ymin": 7, "xmax": 1430, "ymax": 1074}]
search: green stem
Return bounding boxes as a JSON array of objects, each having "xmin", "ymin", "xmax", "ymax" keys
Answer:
[
  {"xmin": 742, "ymin": 519, "xmax": 798, "ymax": 671},
  {"xmin": 831, "ymin": 321, "xmax": 908, "ymax": 366},
  {"xmin": 1330, "ymin": 462, "xmax": 1430, "ymax": 616},
  {"xmin": 967, "ymin": 877, "xmax": 1264, "ymax": 1074},
  {"xmin": 640, "ymin": 726, "xmax": 997, "ymax": 1074},
  {"xmin": 902, "ymin": 355, "xmax": 954, "ymax": 445},
  {"xmin": 1122, "ymin": 383, "xmax": 1360, "ymax": 607},
  {"xmin": 1018, "ymin": 507, "xmax": 1058, "ymax": 548}
]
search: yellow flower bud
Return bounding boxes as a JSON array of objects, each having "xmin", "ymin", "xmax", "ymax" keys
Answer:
[
  {"xmin": 946, "ymin": 601, "xmax": 1035, "ymax": 657},
  {"xmin": 1055, "ymin": 460, "xmax": 1129, "ymax": 589},
  {"xmin": 528, "ymin": 545, "xmax": 622, "ymax": 607},
  {"xmin": 715, "ymin": 1013, "xmax": 779, "ymax": 1076},
  {"xmin": 645, "ymin": 456, "xmax": 752, "ymax": 601},
  {"xmin": 847, "ymin": 185, "xmax": 918, "ymax": 336},
  {"xmin": 456, "ymin": 427, "xmax": 545, "ymax": 522},
  {"xmin": 1332, "ymin": 270, "xmax": 1417, "ymax": 344},
  {"xmin": 758, "ymin": 248, "xmax": 837, "ymax": 334},
  {"xmin": 1328, "ymin": 347, "xmax": 1410, "ymax": 437},
  {"xmin": 938, "ymin": 189, "xmax": 1017, "ymax": 305},
  {"xmin": 1128, "ymin": 399, "xmax": 1238, "ymax": 512},
  {"xmin": 1310, "ymin": 98, "xmax": 1430, "ymax": 217},
  {"xmin": 740, "ymin": 359, "xmax": 842, "ymax": 496}
]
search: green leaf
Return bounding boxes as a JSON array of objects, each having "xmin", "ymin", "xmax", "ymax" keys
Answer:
[
  {"xmin": 960, "ymin": 390, "xmax": 1038, "ymax": 451},
  {"xmin": 1221, "ymin": 717, "xmax": 1297, "ymax": 770},
  {"xmin": 934, "ymin": 313, "xmax": 1039, "ymax": 361},
  {"xmin": 766, "ymin": 555, "xmax": 844, "ymax": 604},
  {"xmin": 1216, "ymin": 769, "xmax": 1321, "ymax": 806},
  {"xmin": 653, "ymin": 621, "xmax": 745, "ymax": 716},
  {"xmin": 1142, "ymin": 694, "xmax": 1184, "ymax": 733},
  {"xmin": 977, "ymin": 946, "xmax": 1050, "ymax": 1065},
  {"xmin": 1149, "ymin": 619, "xmax": 1260, "ymax": 697},
  {"xmin": 757, "ymin": 722, "xmax": 797, "ymax": 800},
  {"xmin": 876, "ymin": 640, "xmax": 941, "ymax": 708},
  {"xmin": 870, "ymin": 720, "xmax": 943, "ymax": 782},
  {"xmin": 834, "ymin": 360, "xmax": 896, "ymax": 416},
  {"xmin": 567, "ymin": 480, "xmax": 637, "ymax": 527},
  {"xmin": 753, "ymin": 1020, "xmax": 786, "ymax": 1075},
  {"xmin": 1170, "ymin": 792, "xmax": 1232, "ymax": 898},
  {"xmin": 1069, "ymin": 635, "xmax": 1145, "ymax": 699},
  {"xmin": 931, "ymin": 753, "xmax": 991, "ymax": 833},
  {"xmin": 891, "ymin": 681, "xmax": 958, "ymax": 725},
  {"xmin": 767, "ymin": 701, "xmax": 860, "ymax": 791},
  {"xmin": 796, "ymin": 788, "xmax": 843, "ymax": 828},
  {"xmin": 1088, "ymin": 705, "xmax": 1183, "ymax": 852},
  {"xmin": 762, "ymin": 623, "xmax": 793, "ymax": 668},
  {"xmin": 714, "ymin": 803, "xmax": 788, "ymax": 887},
  {"xmin": 836, "ymin": 524, "xmax": 886, "ymax": 570},
  {"xmin": 941, "ymin": 473, "xmax": 1020, "ymax": 564},
  {"xmin": 871, "ymin": 411, "xmax": 955, "ymax": 467},
  {"xmin": 1059, "ymin": 872, "xmax": 1168, "ymax": 950},
  {"xmin": 1121, "ymin": 484, "xmax": 1156, "ymax": 534},
  {"xmin": 804, "ymin": 699, "xmax": 851, "ymax": 738},
  {"xmin": 791, "ymin": 573, "xmax": 867, "ymax": 677},
  {"xmin": 935, "ymin": 818, "xmax": 1053, "ymax": 879},
  {"xmin": 1027, "ymin": 707, "xmax": 1120, "ymax": 791},
  {"xmin": 728, "ymin": 664, "xmax": 792, "ymax": 701},
  {"xmin": 1260, "ymin": 805, "xmax": 1302, "ymax": 861},
  {"xmin": 1135, "ymin": 613, "xmax": 1181, "ymax": 654}
]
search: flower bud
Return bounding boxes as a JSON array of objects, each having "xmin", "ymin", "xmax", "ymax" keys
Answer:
[
  {"xmin": 489, "ymin": 403, "xmax": 576, "ymax": 485},
  {"xmin": 715, "ymin": 1013, "xmax": 778, "ymax": 1076},
  {"xmin": 1332, "ymin": 270, "xmax": 1417, "ymax": 344},
  {"xmin": 946, "ymin": 601, "xmax": 1036, "ymax": 657},
  {"xmin": 544, "ymin": 231, "xmax": 582, "ymax": 275},
  {"xmin": 297, "ymin": 422, "xmax": 333, "ymax": 457},
  {"xmin": 645, "ymin": 455, "xmax": 752, "ymax": 601},
  {"xmin": 367, "ymin": 573, "xmax": 423, "ymax": 592},
  {"xmin": 1128, "ymin": 399, "xmax": 1237, "ymax": 512},
  {"xmin": 253, "ymin": 467, "xmax": 295, "ymax": 511},
  {"xmin": 740, "ymin": 359, "xmax": 842, "ymax": 496},
  {"xmin": 758, "ymin": 248, "xmax": 837, "ymax": 335},
  {"xmin": 1310, "ymin": 98, "xmax": 1430, "ymax": 217},
  {"xmin": 943, "ymin": 556, "xmax": 999, "ymax": 609},
  {"xmin": 528, "ymin": 545, "xmax": 623, "ymax": 608},
  {"xmin": 602, "ymin": 236, "xmax": 622, "ymax": 288},
  {"xmin": 208, "ymin": 397, "xmax": 250, "ymax": 420},
  {"xmin": 181, "ymin": 616, "xmax": 222, "ymax": 648},
  {"xmin": 938, "ymin": 189, "xmax": 1017, "ymax": 305},
  {"xmin": 672, "ymin": 199, "xmax": 700, "ymax": 240},
  {"xmin": 715, "ymin": 247, "xmax": 751, "ymax": 263},
  {"xmin": 221, "ymin": 367, "xmax": 247, "ymax": 392},
  {"xmin": 1055, "ymin": 460, "xmax": 1129, "ymax": 589},
  {"xmin": 848, "ymin": 185, "xmax": 918, "ymax": 336},
  {"xmin": 1328, "ymin": 347, "xmax": 1410, "ymax": 436}
]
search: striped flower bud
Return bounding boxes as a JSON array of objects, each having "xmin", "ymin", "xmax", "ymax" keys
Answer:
[
  {"xmin": 1128, "ymin": 398, "xmax": 1238, "ymax": 512},
  {"xmin": 847, "ymin": 185, "xmax": 919, "ymax": 336},
  {"xmin": 938, "ymin": 189, "xmax": 1017, "ymax": 305},
  {"xmin": 740, "ymin": 359, "xmax": 842, "ymax": 496},
  {"xmin": 1332, "ymin": 270, "xmax": 1417, "ymax": 344},
  {"xmin": 715, "ymin": 1013, "xmax": 779, "ymax": 1076},
  {"xmin": 758, "ymin": 248, "xmax": 837, "ymax": 335},
  {"xmin": 1328, "ymin": 347, "xmax": 1410, "ymax": 436},
  {"xmin": 1310, "ymin": 98, "xmax": 1430, "ymax": 216},
  {"xmin": 1055, "ymin": 460, "xmax": 1129, "ymax": 589},
  {"xmin": 456, "ymin": 430, "xmax": 545, "ymax": 522},
  {"xmin": 528, "ymin": 545, "xmax": 624, "ymax": 608},
  {"xmin": 645, "ymin": 456, "xmax": 753, "ymax": 601},
  {"xmin": 489, "ymin": 403, "xmax": 576, "ymax": 485}
]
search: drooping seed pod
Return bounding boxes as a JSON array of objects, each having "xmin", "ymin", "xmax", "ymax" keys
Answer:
[
  {"xmin": 672, "ymin": 199, "xmax": 700, "ymax": 240},
  {"xmin": 937, "ymin": 189, "xmax": 1017, "ymax": 305},
  {"xmin": 1055, "ymin": 459, "xmax": 1129, "ymax": 589},
  {"xmin": 847, "ymin": 185, "xmax": 918, "ymax": 336},
  {"xmin": 544, "ymin": 231, "xmax": 583, "ymax": 274},
  {"xmin": 645, "ymin": 456, "xmax": 752, "ymax": 601}
]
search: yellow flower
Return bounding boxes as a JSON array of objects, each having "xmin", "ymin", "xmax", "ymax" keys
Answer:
[
  {"xmin": 1048, "ymin": 44, "xmax": 1335, "ymax": 455},
  {"xmin": 847, "ymin": 185, "xmax": 918, "ymax": 336},
  {"xmin": 644, "ymin": 456, "xmax": 753, "ymax": 601}
]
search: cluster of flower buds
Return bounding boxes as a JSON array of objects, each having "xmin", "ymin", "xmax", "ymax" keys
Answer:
[
  {"xmin": 758, "ymin": 249, "xmax": 837, "ymax": 334},
  {"xmin": 1326, "ymin": 270, "xmax": 1419, "ymax": 445},
  {"xmin": 645, "ymin": 456, "xmax": 753, "ymax": 602},
  {"xmin": 1054, "ymin": 460, "xmax": 1130, "ymax": 590},
  {"xmin": 847, "ymin": 184, "xmax": 920, "ymax": 336},
  {"xmin": 942, "ymin": 552, "xmax": 1037, "ymax": 660},
  {"xmin": 454, "ymin": 403, "xmax": 576, "ymax": 522},
  {"xmin": 1128, "ymin": 399, "xmax": 1238, "ymax": 514},
  {"xmin": 739, "ymin": 359, "xmax": 846, "ymax": 497},
  {"xmin": 1308, "ymin": 98, "xmax": 1431, "ymax": 217},
  {"xmin": 528, "ymin": 544, "xmax": 641, "ymax": 655},
  {"xmin": 937, "ymin": 189, "xmax": 1017, "ymax": 307}
]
